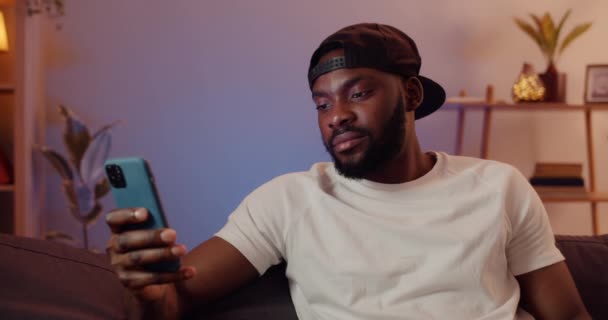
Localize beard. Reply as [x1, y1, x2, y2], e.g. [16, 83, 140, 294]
[323, 98, 406, 180]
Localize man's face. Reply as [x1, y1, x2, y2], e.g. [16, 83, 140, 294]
[311, 51, 407, 179]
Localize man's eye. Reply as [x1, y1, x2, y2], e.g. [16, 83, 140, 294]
[316, 104, 330, 111]
[351, 90, 370, 100]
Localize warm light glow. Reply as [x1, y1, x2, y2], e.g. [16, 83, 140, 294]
[0, 11, 8, 52]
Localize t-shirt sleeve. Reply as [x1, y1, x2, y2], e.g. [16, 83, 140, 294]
[505, 168, 565, 276]
[215, 181, 287, 276]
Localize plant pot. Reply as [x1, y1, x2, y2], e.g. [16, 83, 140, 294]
[539, 64, 567, 103]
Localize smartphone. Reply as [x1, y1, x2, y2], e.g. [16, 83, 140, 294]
[104, 157, 180, 273]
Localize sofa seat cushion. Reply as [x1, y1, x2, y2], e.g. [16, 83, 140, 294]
[0, 233, 131, 320]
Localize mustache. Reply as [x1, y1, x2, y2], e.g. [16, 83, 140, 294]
[328, 126, 371, 146]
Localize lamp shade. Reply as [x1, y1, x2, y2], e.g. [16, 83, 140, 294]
[0, 11, 8, 52]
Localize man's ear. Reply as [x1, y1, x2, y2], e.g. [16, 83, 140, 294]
[402, 77, 424, 112]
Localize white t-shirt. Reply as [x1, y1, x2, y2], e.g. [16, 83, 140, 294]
[216, 152, 564, 320]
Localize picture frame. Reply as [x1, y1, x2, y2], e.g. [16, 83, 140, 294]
[584, 64, 608, 103]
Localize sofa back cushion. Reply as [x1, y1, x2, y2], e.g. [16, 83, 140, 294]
[194, 263, 297, 320]
[556, 234, 608, 320]
[0, 233, 132, 320]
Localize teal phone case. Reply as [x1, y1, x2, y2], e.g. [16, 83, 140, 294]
[104, 157, 180, 272]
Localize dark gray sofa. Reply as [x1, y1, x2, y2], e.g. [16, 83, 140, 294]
[0, 233, 606, 319]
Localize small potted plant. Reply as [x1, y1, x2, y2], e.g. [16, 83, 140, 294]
[37, 105, 119, 250]
[514, 10, 592, 102]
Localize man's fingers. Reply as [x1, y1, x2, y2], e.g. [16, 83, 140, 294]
[105, 208, 148, 233]
[111, 228, 177, 253]
[117, 267, 196, 289]
[112, 245, 187, 268]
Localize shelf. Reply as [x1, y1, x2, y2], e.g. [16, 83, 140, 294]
[539, 192, 608, 203]
[443, 102, 608, 111]
[0, 184, 15, 192]
[0, 84, 16, 93]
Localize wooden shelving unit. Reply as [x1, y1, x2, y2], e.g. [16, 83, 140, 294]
[0, 84, 15, 92]
[538, 192, 608, 203]
[443, 102, 608, 235]
[0, 13, 17, 231]
[1, 1, 43, 237]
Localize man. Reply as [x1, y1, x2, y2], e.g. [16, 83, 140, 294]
[106, 23, 590, 319]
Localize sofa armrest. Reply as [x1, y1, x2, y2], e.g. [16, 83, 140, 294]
[0, 233, 134, 320]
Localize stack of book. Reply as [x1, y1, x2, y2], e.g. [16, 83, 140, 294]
[529, 162, 586, 194]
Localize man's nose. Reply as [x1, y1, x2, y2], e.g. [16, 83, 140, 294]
[329, 102, 355, 129]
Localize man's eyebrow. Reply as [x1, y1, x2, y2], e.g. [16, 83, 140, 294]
[311, 75, 372, 98]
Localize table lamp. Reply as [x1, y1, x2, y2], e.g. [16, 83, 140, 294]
[0, 11, 8, 52]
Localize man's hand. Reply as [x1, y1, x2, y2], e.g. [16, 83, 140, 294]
[106, 207, 260, 318]
[105, 208, 196, 303]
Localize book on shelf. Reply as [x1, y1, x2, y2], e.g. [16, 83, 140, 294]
[529, 176, 585, 186]
[533, 162, 583, 178]
[533, 186, 588, 195]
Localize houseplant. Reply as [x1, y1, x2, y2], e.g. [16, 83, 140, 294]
[38, 105, 119, 249]
[514, 10, 592, 102]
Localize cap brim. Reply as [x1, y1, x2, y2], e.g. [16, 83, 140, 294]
[415, 76, 446, 120]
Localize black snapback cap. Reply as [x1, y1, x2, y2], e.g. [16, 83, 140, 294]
[308, 23, 446, 120]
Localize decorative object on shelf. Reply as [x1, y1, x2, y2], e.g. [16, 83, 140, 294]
[0, 148, 12, 184]
[584, 64, 608, 103]
[37, 105, 119, 250]
[26, 0, 64, 17]
[26, 0, 64, 29]
[0, 11, 8, 52]
[514, 9, 593, 102]
[512, 63, 545, 102]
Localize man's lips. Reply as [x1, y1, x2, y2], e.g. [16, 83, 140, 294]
[332, 131, 367, 153]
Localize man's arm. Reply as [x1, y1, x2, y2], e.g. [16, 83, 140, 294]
[174, 236, 260, 316]
[516, 261, 590, 320]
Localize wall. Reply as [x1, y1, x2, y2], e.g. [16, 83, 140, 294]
[40, 0, 608, 250]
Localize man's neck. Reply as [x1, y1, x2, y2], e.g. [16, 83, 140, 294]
[363, 142, 436, 184]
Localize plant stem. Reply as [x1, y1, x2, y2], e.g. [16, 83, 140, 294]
[82, 223, 89, 249]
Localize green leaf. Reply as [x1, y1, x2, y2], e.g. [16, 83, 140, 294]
[83, 203, 103, 227]
[61, 180, 78, 206]
[514, 18, 543, 48]
[61, 180, 83, 222]
[61, 180, 95, 224]
[541, 13, 557, 59]
[91, 120, 121, 140]
[529, 14, 546, 50]
[81, 129, 112, 190]
[554, 9, 572, 44]
[558, 22, 592, 55]
[95, 178, 110, 199]
[38, 145, 74, 180]
[59, 105, 91, 172]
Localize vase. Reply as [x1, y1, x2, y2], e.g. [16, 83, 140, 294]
[539, 62, 567, 102]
